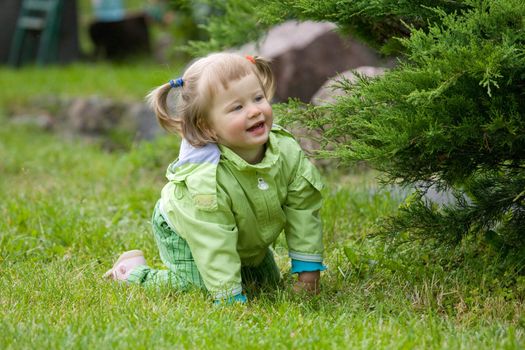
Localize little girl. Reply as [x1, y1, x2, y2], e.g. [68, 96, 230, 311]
[104, 52, 326, 303]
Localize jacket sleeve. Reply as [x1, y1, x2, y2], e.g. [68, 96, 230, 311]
[283, 150, 325, 263]
[160, 183, 243, 300]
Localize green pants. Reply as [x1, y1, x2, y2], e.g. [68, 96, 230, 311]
[127, 202, 281, 293]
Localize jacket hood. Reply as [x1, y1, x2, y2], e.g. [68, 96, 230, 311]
[166, 140, 221, 182]
[165, 140, 221, 210]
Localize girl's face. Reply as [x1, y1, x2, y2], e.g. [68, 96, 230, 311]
[208, 73, 273, 163]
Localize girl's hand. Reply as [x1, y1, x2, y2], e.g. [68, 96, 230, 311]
[293, 270, 321, 294]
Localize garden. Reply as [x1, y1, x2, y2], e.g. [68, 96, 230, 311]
[1, 1, 524, 349]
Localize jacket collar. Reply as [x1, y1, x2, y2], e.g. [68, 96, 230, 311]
[165, 131, 280, 211]
[219, 132, 279, 172]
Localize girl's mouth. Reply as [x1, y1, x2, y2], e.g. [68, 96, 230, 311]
[247, 122, 265, 132]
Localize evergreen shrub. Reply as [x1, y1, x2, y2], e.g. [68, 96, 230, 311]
[185, 0, 525, 248]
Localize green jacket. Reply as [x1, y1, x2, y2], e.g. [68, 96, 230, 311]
[158, 125, 324, 299]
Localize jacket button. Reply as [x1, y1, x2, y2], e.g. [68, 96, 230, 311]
[257, 178, 269, 190]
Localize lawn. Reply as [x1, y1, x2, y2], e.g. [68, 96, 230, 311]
[0, 63, 524, 349]
[0, 61, 180, 109]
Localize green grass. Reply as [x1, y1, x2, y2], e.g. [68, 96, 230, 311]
[1, 121, 524, 349]
[0, 62, 184, 110]
[1, 23, 523, 347]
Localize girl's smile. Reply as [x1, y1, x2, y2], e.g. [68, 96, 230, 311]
[247, 121, 266, 135]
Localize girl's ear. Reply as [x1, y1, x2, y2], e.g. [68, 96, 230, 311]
[197, 117, 218, 141]
[206, 126, 218, 140]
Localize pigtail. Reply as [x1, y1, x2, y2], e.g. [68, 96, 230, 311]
[252, 56, 276, 101]
[146, 83, 183, 135]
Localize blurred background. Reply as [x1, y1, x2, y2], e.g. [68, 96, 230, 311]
[1, 0, 208, 65]
[0, 0, 389, 151]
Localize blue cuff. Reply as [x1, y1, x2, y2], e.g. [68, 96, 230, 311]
[213, 293, 247, 305]
[291, 259, 327, 274]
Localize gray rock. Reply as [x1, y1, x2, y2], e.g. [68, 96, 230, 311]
[311, 66, 387, 105]
[239, 21, 387, 102]
[65, 96, 126, 135]
[8, 95, 165, 151]
[286, 67, 387, 164]
[124, 102, 163, 140]
[379, 182, 470, 207]
[10, 114, 54, 130]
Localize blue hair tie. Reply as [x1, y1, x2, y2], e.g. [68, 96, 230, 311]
[169, 78, 184, 88]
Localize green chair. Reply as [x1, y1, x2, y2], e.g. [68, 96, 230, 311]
[8, 0, 64, 67]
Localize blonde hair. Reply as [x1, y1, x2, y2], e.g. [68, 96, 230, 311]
[147, 53, 275, 146]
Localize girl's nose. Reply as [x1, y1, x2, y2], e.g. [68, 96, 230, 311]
[247, 103, 261, 118]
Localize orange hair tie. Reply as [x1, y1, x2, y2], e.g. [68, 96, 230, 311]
[245, 55, 256, 64]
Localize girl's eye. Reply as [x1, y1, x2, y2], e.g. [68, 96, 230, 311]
[254, 95, 264, 102]
[231, 105, 243, 112]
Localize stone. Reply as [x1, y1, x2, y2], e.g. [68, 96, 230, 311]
[239, 21, 389, 102]
[287, 67, 386, 166]
[8, 95, 165, 151]
[55, 96, 163, 140]
[10, 114, 54, 130]
[311, 66, 387, 105]
[124, 102, 163, 140]
[64, 96, 126, 135]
